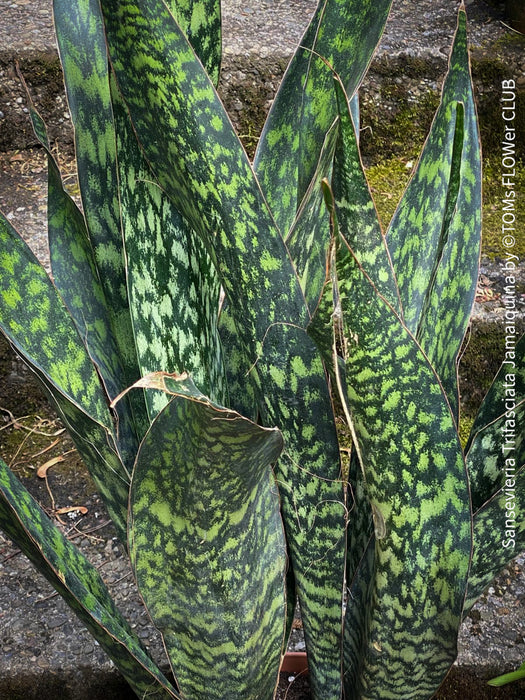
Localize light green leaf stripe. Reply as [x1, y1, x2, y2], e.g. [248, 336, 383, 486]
[254, 0, 392, 237]
[111, 73, 226, 419]
[53, 0, 142, 395]
[464, 463, 525, 614]
[22, 86, 123, 402]
[129, 378, 286, 700]
[0, 213, 111, 429]
[0, 216, 130, 540]
[0, 458, 179, 700]
[163, 0, 222, 87]
[258, 323, 346, 700]
[333, 232, 471, 698]
[387, 10, 481, 420]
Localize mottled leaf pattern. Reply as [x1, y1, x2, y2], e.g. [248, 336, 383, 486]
[332, 225, 471, 698]
[20, 87, 141, 469]
[466, 401, 525, 513]
[100, 0, 308, 372]
[466, 332, 525, 447]
[164, 0, 222, 86]
[53, 0, 141, 394]
[110, 73, 226, 418]
[254, 0, 392, 236]
[0, 2, 504, 698]
[129, 377, 286, 699]
[387, 10, 481, 421]
[0, 458, 179, 700]
[0, 213, 111, 428]
[285, 121, 338, 314]
[331, 79, 400, 313]
[258, 324, 346, 700]
[465, 333, 524, 511]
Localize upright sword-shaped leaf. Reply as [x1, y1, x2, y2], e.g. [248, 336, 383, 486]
[323, 182, 471, 698]
[254, 0, 392, 237]
[387, 10, 482, 421]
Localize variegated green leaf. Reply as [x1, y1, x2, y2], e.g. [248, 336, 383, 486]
[100, 17, 350, 697]
[0, 458, 179, 700]
[331, 79, 400, 314]
[342, 418, 374, 690]
[467, 332, 525, 447]
[217, 304, 257, 418]
[258, 323, 346, 700]
[100, 0, 308, 377]
[21, 81, 121, 400]
[328, 206, 471, 697]
[128, 375, 286, 700]
[110, 72, 226, 419]
[466, 400, 525, 513]
[464, 463, 525, 613]
[307, 79, 398, 371]
[0, 213, 111, 428]
[254, 0, 392, 237]
[53, 0, 143, 400]
[0, 214, 130, 538]
[18, 82, 141, 469]
[387, 10, 481, 420]
[163, 0, 222, 87]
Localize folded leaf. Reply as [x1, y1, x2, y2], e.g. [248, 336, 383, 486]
[331, 79, 400, 314]
[285, 121, 338, 314]
[129, 375, 286, 700]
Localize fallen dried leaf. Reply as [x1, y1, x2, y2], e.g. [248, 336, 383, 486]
[37, 455, 65, 478]
[55, 506, 88, 516]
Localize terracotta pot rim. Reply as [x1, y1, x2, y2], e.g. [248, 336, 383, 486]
[281, 651, 308, 674]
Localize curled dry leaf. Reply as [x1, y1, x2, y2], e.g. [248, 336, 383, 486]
[37, 455, 65, 478]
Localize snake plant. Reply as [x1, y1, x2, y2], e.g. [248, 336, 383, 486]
[0, 1, 523, 698]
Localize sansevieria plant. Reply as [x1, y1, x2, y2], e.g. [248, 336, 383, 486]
[0, 1, 523, 698]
